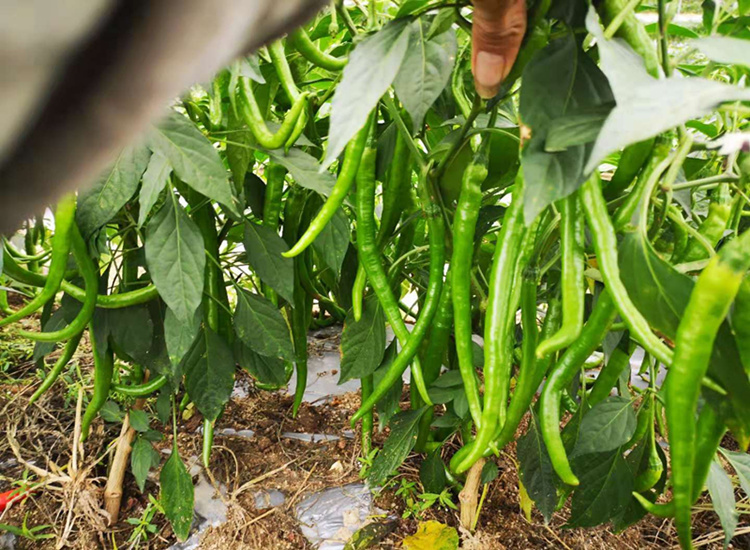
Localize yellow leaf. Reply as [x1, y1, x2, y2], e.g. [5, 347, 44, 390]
[402, 521, 459, 550]
[519, 478, 533, 522]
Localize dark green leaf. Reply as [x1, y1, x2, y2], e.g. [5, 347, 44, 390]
[420, 450, 446, 494]
[129, 409, 150, 433]
[160, 445, 194, 541]
[145, 198, 205, 324]
[225, 106, 254, 190]
[312, 208, 350, 276]
[243, 221, 294, 304]
[32, 308, 67, 362]
[369, 407, 427, 486]
[182, 328, 235, 422]
[164, 306, 201, 367]
[131, 436, 159, 492]
[138, 153, 172, 228]
[373, 340, 402, 431]
[77, 145, 151, 239]
[106, 305, 155, 365]
[573, 397, 637, 457]
[324, 20, 412, 169]
[568, 451, 633, 528]
[233, 289, 294, 361]
[517, 411, 559, 523]
[393, 23, 457, 131]
[339, 300, 386, 383]
[100, 400, 124, 423]
[707, 459, 738, 547]
[147, 111, 240, 217]
[234, 341, 288, 387]
[544, 107, 611, 152]
[480, 461, 499, 485]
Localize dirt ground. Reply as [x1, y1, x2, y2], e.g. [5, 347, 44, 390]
[0, 318, 748, 549]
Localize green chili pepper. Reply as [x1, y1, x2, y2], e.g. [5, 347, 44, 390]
[452, 142, 489, 428]
[0, 194, 76, 328]
[284, 121, 370, 259]
[360, 374, 374, 454]
[18, 225, 97, 343]
[289, 28, 347, 71]
[536, 193, 584, 358]
[581, 174, 673, 367]
[450, 178, 526, 475]
[351, 132, 436, 423]
[587, 347, 633, 407]
[633, 395, 663, 493]
[665, 228, 750, 549]
[28, 332, 83, 405]
[676, 184, 732, 264]
[81, 324, 115, 441]
[267, 40, 307, 150]
[238, 77, 309, 150]
[538, 290, 618, 485]
[263, 162, 287, 230]
[605, 139, 655, 200]
[112, 375, 168, 397]
[351, 264, 367, 322]
[731, 277, 750, 372]
[598, 0, 661, 78]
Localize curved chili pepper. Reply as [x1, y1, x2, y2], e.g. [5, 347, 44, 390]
[0, 194, 76, 328]
[267, 40, 307, 150]
[289, 28, 347, 71]
[536, 193, 584, 358]
[581, 174, 673, 367]
[538, 290, 618, 485]
[605, 139, 655, 200]
[284, 119, 371, 258]
[28, 332, 83, 405]
[81, 324, 115, 441]
[665, 228, 750, 549]
[587, 347, 633, 407]
[113, 375, 168, 397]
[238, 77, 309, 150]
[450, 177, 527, 475]
[18, 225, 97, 343]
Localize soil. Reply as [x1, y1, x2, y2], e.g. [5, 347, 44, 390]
[0, 321, 748, 549]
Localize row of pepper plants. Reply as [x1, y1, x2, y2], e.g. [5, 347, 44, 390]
[1, 0, 750, 547]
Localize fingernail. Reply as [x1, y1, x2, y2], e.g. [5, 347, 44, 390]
[475, 51, 505, 98]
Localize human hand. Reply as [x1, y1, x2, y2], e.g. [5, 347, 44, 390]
[471, 0, 527, 98]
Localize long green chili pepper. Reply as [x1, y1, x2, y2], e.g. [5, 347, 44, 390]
[360, 375, 374, 454]
[598, 0, 661, 78]
[732, 277, 750, 371]
[284, 121, 371, 258]
[0, 287, 11, 316]
[536, 193, 584, 358]
[633, 395, 663, 493]
[587, 347, 633, 407]
[202, 418, 214, 468]
[292, 228, 314, 417]
[81, 325, 115, 441]
[538, 290, 618, 485]
[452, 142, 489, 428]
[450, 178, 526, 475]
[676, 184, 732, 264]
[581, 174, 673, 367]
[352, 265, 367, 322]
[665, 229, 750, 549]
[351, 137, 436, 423]
[605, 139, 655, 200]
[263, 162, 287, 230]
[4, 240, 51, 263]
[238, 77, 309, 150]
[267, 40, 307, 149]
[28, 332, 83, 405]
[0, 194, 76, 328]
[18, 225, 97, 342]
[289, 28, 347, 71]
[112, 375, 168, 397]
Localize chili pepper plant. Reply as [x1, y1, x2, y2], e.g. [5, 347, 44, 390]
[2, 1, 750, 547]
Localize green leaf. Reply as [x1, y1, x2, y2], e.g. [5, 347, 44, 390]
[77, 145, 151, 239]
[420, 449, 446, 494]
[32, 308, 68, 362]
[312, 207, 350, 276]
[393, 23, 457, 132]
[568, 451, 634, 528]
[233, 289, 294, 361]
[619, 231, 750, 440]
[243, 221, 294, 304]
[105, 305, 155, 365]
[585, 13, 750, 172]
[480, 461, 499, 485]
[720, 448, 750, 497]
[147, 111, 239, 217]
[519, 33, 613, 223]
[131, 436, 159, 492]
[373, 340, 402, 431]
[544, 107, 611, 152]
[707, 459, 738, 547]
[100, 400, 124, 423]
[339, 300, 386, 383]
[572, 397, 637, 457]
[160, 445, 194, 541]
[164, 306, 201, 368]
[138, 153, 172, 228]
[369, 407, 428, 486]
[344, 522, 397, 550]
[225, 106, 254, 190]
[517, 411, 558, 523]
[694, 36, 750, 68]
[234, 341, 288, 387]
[323, 20, 412, 169]
[266, 148, 337, 199]
[129, 409, 150, 433]
[395, 0, 428, 18]
[182, 327, 235, 422]
[145, 198, 205, 324]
